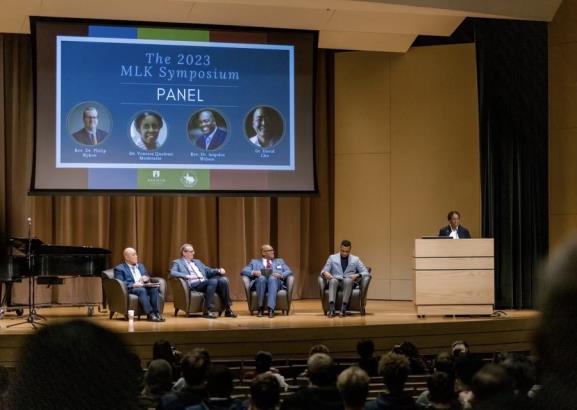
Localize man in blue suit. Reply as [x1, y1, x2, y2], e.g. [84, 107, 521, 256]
[114, 247, 163, 322]
[241, 244, 292, 318]
[170, 243, 236, 319]
[321, 240, 370, 318]
[438, 210, 471, 239]
[193, 110, 226, 151]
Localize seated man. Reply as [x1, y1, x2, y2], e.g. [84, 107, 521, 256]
[170, 243, 236, 319]
[114, 247, 163, 322]
[241, 244, 292, 318]
[321, 239, 369, 317]
[438, 210, 471, 239]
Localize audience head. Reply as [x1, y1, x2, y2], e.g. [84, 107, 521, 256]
[307, 353, 337, 387]
[250, 373, 280, 410]
[451, 340, 470, 357]
[454, 354, 484, 390]
[255, 351, 273, 374]
[356, 339, 375, 359]
[206, 365, 234, 399]
[337, 366, 370, 409]
[471, 363, 515, 408]
[427, 372, 455, 405]
[533, 236, 577, 408]
[153, 340, 177, 364]
[501, 353, 536, 396]
[378, 352, 410, 395]
[8, 320, 141, 410]
[181, 348, 210, 387]
[433, 351, 454, 377]
[144, 359, 173, 394]
[308, 344, 330, 356]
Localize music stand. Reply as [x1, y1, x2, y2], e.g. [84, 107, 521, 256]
[8, 219, 46, 328]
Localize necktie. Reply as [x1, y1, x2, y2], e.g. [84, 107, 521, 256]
[91, 132, 97, 145]
[266, 259, 272, 269]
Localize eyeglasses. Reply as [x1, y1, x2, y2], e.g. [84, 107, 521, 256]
[183, 249, 194, 253]
[263, 249, 274, 252]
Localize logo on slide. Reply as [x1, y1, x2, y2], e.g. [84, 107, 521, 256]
[152, 170, 160, 178]
[180, 171, 198, 188]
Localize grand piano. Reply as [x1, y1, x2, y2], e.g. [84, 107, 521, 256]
[1, 237, 111, 316]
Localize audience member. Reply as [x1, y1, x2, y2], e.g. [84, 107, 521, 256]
[416, 372, 460, 410]
[396, 342, 430, 374]
[188, 365, 244, 410]
[357, 339, 379, 377]
[249, 373, 280, 410]
[309, 344, 330, 356]
[246, 351, 288, 391]
[158, 349, 209, 409]
[470, 363, 517, 410]
[153, 340, 182, 381]
[415, 352, 455, 408]
[139, 359, 173, 409]
[366, 352, 416, 410]
[281, 353, 343, 410]
[532, 236, 577, 409]
[453, 354, 483, 409]
[337, 366, 370, 410]
[7, 320, 142, 410]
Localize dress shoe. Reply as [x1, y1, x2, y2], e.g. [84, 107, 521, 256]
[257, 308, 264, 317]
[268, 309, 275, 318]
[339, 310, 347, 318]
[156, 314, 166, 322]
[147, 313, 161, 322]
[327, 309, 335, 318]
[202, 311, 218, 319]
[224, 309, 238, 318]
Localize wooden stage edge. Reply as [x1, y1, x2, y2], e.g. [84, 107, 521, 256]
[0, 300, 540, 367]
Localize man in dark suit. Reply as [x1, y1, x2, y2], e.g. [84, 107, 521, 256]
[170, 243, 236, 319]
[438, 210, 471, 239]
[241, 244, 292, 318]
[72, 107, 108, 145]
[114, 247, 163, 322]
[193, 110, 226, 150]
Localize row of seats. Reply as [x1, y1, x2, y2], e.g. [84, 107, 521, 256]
[101, 269, 372, 319]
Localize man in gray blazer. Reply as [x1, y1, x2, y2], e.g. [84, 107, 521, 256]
[321, 240, 369, 317]
[170, 243, 236, 319]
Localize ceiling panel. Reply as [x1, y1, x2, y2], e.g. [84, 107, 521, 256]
[320, 30, 416, 52]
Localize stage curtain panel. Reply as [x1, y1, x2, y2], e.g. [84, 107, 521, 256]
[475, 20, 548, 309]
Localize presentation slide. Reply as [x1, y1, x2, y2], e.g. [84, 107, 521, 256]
[32, 19, 317, 193]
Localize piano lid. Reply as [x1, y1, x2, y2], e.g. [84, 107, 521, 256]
[9, 238, 111, 255]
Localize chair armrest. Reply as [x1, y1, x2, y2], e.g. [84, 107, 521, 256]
[150, 276, 167, 296]
[102, 276, 129, 314]
[317, 276, 326, 299]
[241, 275, 251, 300]
[169, 277, 190, 310]
[285, 275, 294, 297]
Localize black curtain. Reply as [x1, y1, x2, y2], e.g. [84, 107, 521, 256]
[475, 19, 548, 309]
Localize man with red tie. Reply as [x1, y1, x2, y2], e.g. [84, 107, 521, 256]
[114, 247, 163, 322]
[241, 244, 292, 318]
[170, 243, 236, 319]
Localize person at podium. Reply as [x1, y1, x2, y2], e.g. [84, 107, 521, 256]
[438, 211, 471, 239]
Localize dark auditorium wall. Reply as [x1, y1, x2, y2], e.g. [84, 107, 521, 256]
[0, 34, 334, 300]
[334, 44, 481, 300]
[549, 0, 577, 251]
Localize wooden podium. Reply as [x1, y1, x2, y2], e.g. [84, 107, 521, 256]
[413, 238, 494, 316]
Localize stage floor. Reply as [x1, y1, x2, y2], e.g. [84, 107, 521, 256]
[0, 300, 539, 366]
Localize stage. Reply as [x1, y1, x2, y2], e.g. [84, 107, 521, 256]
[0, 300, 539, 367]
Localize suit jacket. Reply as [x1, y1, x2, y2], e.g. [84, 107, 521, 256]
[113, 262, 150, 289]
[320, 253, 369, 279]
[169, 258, 222, 281]
[241, 258, 292, 287]
[72, 128, 108, 145]
[438, 225, 471, 239]
[195, 128, 226, 150]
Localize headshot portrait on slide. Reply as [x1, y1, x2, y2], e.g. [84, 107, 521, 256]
[188, 109, 228, 151]
[130, 111, 167, 151]
[68, 104, 111, 146]
[245, 106, 284, 149]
